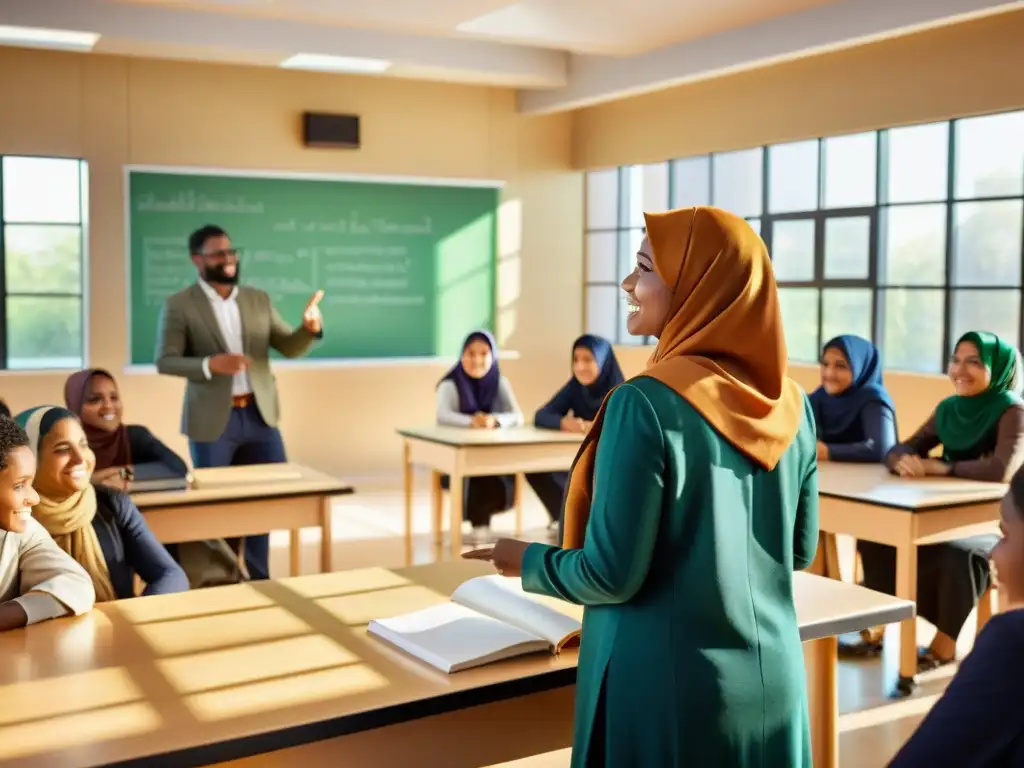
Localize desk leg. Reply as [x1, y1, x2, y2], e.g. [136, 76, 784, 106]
[806, 533, 840, 580]
[320, 496, 334, 573]
[289, 530, 301, 576]
[403, 441, 414, 567]
[431, 471, 444, 550]
[804, 635, 838, 768]
[514, 473, 524, 537]
[449, 470, 464, 559]
[895, 542, 919, 691]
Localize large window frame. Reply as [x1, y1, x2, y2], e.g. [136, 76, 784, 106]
[584, 109, 1024, 374]
[0, 155, 89, 371]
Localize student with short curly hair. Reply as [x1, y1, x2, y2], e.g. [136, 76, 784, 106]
[0, 415, 95, 632]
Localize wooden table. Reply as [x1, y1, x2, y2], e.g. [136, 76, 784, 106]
[397, 427, 583, 563]
[815, 463, 1005, 689]
[0, 561, 911, 768]
[132, 463, 354, 576]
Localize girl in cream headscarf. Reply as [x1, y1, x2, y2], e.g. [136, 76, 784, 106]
[467, 207, 816, 767]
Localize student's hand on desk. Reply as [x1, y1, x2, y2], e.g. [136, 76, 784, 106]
[816, 442, 830, 461]
[93, 466, 131, 491]
[894, 454, 950, 478]
[302, 290, 324, 333]
[471, 412, 497, 429]
[209, 352, 249, 376]
[0, 601, 28, 632]
[560, 410, 586, 433]
[463, 538, 531, 577]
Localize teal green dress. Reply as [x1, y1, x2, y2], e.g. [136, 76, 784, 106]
[521, 377, 819, 767]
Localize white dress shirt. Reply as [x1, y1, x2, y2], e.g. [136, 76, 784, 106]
[197, 279, 252, 396]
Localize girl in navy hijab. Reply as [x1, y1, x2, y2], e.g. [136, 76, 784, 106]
[436, 330, 524, 542]
[809, 335, 897, 463]
[529, 335, 625, 532]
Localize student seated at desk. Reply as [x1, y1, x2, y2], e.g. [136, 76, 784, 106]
[860, 331, 1024, 668]
[810, 335, 897, 463]
[14, 407, 188, 602]
[64, 369, 189, 490]
[0, 415, 95, 631]
[888, 464, 1024, 767]
[436, 330, 524, 543]
[529, 334, 624, 532]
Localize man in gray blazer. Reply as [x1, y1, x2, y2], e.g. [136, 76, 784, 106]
[155, 224, 323, 579]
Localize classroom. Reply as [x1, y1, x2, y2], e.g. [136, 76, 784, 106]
[0, 0, 1023, 765]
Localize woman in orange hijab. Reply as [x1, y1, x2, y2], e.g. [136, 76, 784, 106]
[466, 207, 818, 767]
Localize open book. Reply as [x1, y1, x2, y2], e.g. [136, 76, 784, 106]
[368, 575, 582, 674]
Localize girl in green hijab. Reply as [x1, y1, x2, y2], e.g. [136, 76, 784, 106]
[855, 331, 1024, 685]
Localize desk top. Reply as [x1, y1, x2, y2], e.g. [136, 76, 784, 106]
[817, 462, 1006, 510]
[131, 463, 353, 509]
[0, 562, 911, 768]
[398, 425, 584, 448]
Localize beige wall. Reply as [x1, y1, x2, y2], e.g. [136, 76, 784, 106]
[573, 10, 1024, 437]
[0, 49, 583, 479]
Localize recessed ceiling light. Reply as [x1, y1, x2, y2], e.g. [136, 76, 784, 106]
[0, 25, 99, 52]
[280, 54, 391, 74]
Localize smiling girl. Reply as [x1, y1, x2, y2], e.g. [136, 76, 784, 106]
[64, 369, 189, 491]
[14, 407, 188, 602]
[859, 331, 1024, 674]
[0, 415, 94, 631]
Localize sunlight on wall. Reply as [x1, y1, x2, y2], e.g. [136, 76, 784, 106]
[435, 213, 496, 356]
[496, 198, 523, 347]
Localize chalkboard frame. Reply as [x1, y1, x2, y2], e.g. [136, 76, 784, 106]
[122, 165, 506, 372]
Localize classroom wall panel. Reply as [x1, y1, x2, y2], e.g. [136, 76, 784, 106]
[0, 49, 582, 478]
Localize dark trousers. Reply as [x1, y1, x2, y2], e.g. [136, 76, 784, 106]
[189, 401, 288, 581]
[525, 471, 569, 523]
[858, 535, 997, 639]
[440, 474, 515, 527]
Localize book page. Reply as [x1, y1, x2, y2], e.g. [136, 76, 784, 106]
[451, 576, 582, 650]
[368, 603, 549, 674]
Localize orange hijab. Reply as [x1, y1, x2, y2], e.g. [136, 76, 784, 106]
[561, 206, 804, 549]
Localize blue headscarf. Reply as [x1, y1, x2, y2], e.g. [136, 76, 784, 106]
[808, 335, 895, 442]
[439, 330, 501, 415]
[557, 335, 624, 421]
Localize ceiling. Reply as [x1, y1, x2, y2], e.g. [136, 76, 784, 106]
[0, 0, 1021, 112]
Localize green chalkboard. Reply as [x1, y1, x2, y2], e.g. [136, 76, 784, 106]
[127, 168, 499, 365]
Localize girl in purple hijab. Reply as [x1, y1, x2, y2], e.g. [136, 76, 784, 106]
[436, 330, 524, 542]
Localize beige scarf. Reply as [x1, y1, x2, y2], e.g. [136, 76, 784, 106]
[34, 484, 117, 603]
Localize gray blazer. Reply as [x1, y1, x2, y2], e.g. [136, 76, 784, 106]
[155, 284, 318, 442]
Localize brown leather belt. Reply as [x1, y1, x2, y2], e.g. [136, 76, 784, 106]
[232, 394, 253, 408]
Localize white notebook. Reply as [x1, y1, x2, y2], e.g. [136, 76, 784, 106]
[368, 575, 582, 674]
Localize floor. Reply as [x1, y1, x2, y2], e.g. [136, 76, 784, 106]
[265, 479, 974, 768]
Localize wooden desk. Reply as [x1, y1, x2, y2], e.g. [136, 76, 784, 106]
[132, 463, 354, 576]
[816, 463, 1005, 688]
[0, 562, 911, 768]
[397, 427, 583, 563]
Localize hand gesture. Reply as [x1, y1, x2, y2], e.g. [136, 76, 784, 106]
[209, 353, 249, 376]
[463, 538, 531, 577]
[303, 290, 324, 333]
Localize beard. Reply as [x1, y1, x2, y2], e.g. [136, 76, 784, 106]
[202, 262, 239, 285]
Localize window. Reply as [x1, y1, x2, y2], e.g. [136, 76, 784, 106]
[1, 156, 88, 370]
[583, 108, 1024, 373]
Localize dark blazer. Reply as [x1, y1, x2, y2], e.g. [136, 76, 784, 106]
[92, 485, 189, 599]
[155, 284, 319, 442]
[888, 609, 1024, 767]
[126, 424, 189, 480]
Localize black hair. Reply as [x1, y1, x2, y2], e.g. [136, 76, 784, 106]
[0, 399, 9, 419]
[188, 225, 229, 256]
[0, 416, 30, 472]
[1009, 464, 1024, 521]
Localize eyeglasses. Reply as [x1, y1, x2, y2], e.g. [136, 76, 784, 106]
[201, 248, 240, 260]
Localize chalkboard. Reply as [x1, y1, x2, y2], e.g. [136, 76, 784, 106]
[126, 168, 500, 365]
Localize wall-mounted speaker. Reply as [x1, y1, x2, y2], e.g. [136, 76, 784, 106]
[302, 112, 360, 149]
